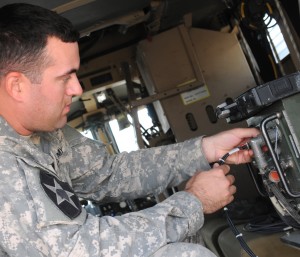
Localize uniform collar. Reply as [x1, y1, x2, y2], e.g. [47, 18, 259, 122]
[0, 116, 60, 169]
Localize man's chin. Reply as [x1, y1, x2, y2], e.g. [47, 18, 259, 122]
[53, 118, 68, 131]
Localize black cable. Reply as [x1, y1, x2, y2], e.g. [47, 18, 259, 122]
[224, 207, 258, 257]
[246, 163, 268, 198]
[218, 144, 249, 165]
[219, 145, 258, 257]
[244, 213, 292, 234]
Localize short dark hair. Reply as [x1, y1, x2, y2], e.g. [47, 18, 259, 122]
[0, 3, 80, 83]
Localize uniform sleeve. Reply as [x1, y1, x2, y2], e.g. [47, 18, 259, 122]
[0, 154, 205, 256]
[62, 125, 211, 202]
[0, 126, 208, 256]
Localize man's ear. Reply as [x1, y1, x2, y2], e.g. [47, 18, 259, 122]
[4, 72, 29, 101]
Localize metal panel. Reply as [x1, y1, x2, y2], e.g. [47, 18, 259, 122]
[137, 26, 257, 142]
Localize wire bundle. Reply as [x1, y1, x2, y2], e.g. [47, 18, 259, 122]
[224, 207, 258, 257]
[244, 213, 292, 234]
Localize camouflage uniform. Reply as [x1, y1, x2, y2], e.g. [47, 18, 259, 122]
[0, 116, 216, 257]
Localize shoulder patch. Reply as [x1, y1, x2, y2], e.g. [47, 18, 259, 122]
[40, 170, 81, 219]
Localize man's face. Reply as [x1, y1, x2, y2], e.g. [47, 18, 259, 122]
[22, 37, 82, 133]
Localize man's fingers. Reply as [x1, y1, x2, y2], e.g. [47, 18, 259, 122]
[220, 164, 230, 175]
[229, 185, 237, 195]
[226, 174, 235, 185]
[234, 128, 260, 138]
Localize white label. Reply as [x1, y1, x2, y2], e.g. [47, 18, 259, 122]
[181, 85, 210, 105]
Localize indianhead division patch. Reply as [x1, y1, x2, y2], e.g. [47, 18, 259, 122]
[40, 170, 82, 219]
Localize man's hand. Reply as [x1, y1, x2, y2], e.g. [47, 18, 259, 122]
[202, 128, 260, 164]
[185, 165, 235, 214]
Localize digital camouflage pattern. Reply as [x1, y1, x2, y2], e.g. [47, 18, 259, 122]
[0, 116, 216, 257]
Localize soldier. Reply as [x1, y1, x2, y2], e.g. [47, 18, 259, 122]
[0, 3, 259, 257]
